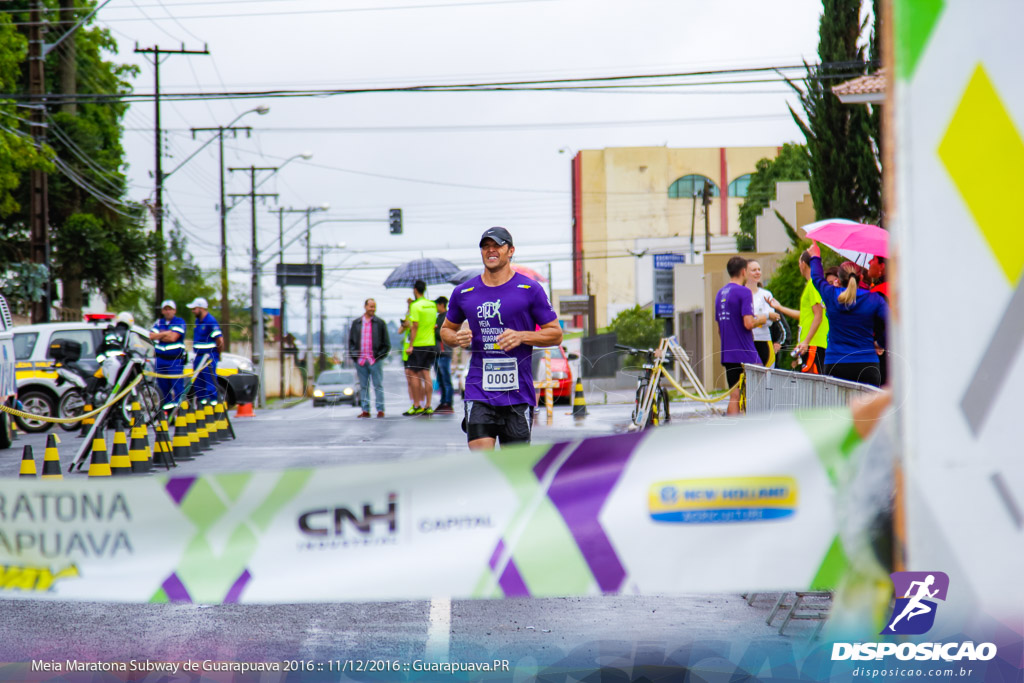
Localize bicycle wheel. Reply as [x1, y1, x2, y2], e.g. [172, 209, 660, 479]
[632, 383, 646, 426]
[57, 389, 87, 432]
[659, 387, 671, 424]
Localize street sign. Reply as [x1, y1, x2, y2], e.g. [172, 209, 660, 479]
[276, 263, 322, 288]
[653, 253, 685, 318]
[559, 294, 591, 316]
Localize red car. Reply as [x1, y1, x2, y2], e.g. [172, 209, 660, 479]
[532, 346, 574, 404]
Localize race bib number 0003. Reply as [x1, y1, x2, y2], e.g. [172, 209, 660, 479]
[482, 358, 519, 392]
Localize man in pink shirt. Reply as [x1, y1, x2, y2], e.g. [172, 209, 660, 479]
[347, 298, 391, 418]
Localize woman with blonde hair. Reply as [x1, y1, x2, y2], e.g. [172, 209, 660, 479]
[808, 243, 888, 387]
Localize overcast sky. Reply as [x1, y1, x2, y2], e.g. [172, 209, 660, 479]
[95, 0, 828, 329]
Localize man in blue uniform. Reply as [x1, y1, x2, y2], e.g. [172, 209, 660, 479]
[186, 297, 223, 405]
[149, 300, 187, 410]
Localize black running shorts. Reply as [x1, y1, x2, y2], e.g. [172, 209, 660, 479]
[407, 347, 437, 371]
[462, 401, 533, 445]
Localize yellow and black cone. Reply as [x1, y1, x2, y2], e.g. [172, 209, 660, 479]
[87, 435, 111, 477]
[129, 409, 152, 473]
[160, 419, 178, 467]
[205, 402, 220, 444]
[110, 429, 132, 476]
[19, 445, 37, 478]
[215, 401, 231, 439]
[173, 410, 194, 462]
[195, 402, 211, 451]
[152, 420, 175, 469]
[184, 401, 201, 457]
[79, 403, 95, 438]
[571, 378, 588, 418]
[41, 433, 62, 480]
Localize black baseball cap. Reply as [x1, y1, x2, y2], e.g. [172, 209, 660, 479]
[479, 226, 513, 247]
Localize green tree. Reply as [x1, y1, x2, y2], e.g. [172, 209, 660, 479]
[736, 143, 811, 251]
[765, 241, 846, 325]
[787, 0, 881, 223]
[609, 305, 664, 369]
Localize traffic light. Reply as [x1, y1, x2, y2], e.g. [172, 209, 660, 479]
[701, 182, 713, 207]
[389, 208, 402, 235]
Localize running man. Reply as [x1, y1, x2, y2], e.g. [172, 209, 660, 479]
[440, 227, 562, 450]
[888, 574, 939, 632]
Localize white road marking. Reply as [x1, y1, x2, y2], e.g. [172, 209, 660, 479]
[425, 597, 451, 661]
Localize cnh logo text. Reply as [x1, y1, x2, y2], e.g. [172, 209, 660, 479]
[831, 572, 997, 662]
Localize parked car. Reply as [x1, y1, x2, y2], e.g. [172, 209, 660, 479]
[532, 345, 574, 404]
[12, 318, 259, 433]
[0, 295, 17, 449]
[312, 368, 360, 407]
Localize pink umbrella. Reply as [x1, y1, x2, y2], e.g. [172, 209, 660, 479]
[511, 264, 547, 282]
[803, 219, 889, 261]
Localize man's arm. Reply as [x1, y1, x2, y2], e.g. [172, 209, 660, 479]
[743, 314, 766, 331]
[798, 303, 824, 352]
[215, 336, 224, 353]
[440, 318, 470, 348]
[496, 320, 562, 352]
[770, 298, 800, 320]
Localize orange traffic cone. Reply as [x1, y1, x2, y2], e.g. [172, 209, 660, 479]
[235, 402, 254, 417]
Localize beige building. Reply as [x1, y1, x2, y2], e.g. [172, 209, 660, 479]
[571, 146, 780, 328]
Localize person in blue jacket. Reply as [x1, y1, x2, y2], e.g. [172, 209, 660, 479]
[808, 242, 888, 387]
[186, 297, 223, 405]
[149, 300, 187, 410]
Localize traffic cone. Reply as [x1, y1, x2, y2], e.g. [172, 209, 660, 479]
[571, 378, 588, 418]
[79, 403, 94, 438]
[109, 429, 132, 476]
[129, 409, 152, 473]
[194, 401, 211, 452]
[152, 420, 176, 469]
[41, 434, 62, 480]
[172, 410, 194, 462]
[216, 401, 232, 439]
[19, 445, 37, 478]
[235, 402, 255, 417]
[205, 402, 220, 444]
[87, 435, 111, 477]
[185, 401, 201, 457]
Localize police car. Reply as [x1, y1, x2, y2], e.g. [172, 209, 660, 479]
[0, 295, 17, 449]
[13, 314, 259, 433]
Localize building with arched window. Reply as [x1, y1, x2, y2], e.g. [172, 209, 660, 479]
[570, 146, 779, 328]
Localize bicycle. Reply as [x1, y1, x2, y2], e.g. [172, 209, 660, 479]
[616, 343, 673, 430]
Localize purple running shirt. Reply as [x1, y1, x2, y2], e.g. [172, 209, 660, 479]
[715, 282, 760, 364]
[446, 273, 558, 406]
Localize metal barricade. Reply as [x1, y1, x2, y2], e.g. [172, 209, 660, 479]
[743, 364, 880, 414]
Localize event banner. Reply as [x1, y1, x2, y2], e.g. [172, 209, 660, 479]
[0, 411, 860, 604]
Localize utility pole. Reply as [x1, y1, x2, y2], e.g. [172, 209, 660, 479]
[135, 43, 209, 316]
[28, 0, 49, 323]
[318, 246, 326, 374]
[228, 166, 277, 408]
[272, 207, 286, 400]
[191, 124, 252, 351]
[702, 182, 713, 253]
[690, 189, 698, 261]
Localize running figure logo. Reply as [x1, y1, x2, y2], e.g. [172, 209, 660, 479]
[477, 300, 503, 326]
[881, 571, 950, 635]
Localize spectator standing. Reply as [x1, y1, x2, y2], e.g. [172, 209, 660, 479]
[868, 255, 889, 385]
[715, 256, 764, 415]
[440, 227, 561, 450]
[745, 259, 782, 366]
[433, 296, 455, 414]
[808, 242, 888, 386]
[347, 298, 391, 418]
[405, 280, 437, 415]
[186, 297, 223, 405]
[149, 300, 187, 410]
[770, 251, 830, 374]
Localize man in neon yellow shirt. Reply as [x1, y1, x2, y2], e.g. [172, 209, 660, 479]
[404, 279, 438, 415]
[770, 250, 829, 373]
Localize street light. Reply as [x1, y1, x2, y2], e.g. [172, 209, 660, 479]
[313, 243, 350, 374]
[186, 104, 270, 350]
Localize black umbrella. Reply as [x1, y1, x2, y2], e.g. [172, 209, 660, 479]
[448, 269, 483, 285]
[383, 258, 461, 289]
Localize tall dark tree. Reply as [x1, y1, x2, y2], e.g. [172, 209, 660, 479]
[0, 1, 156, 314]
[788, 0, 881, 223]
[736, 143, 812, 251]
